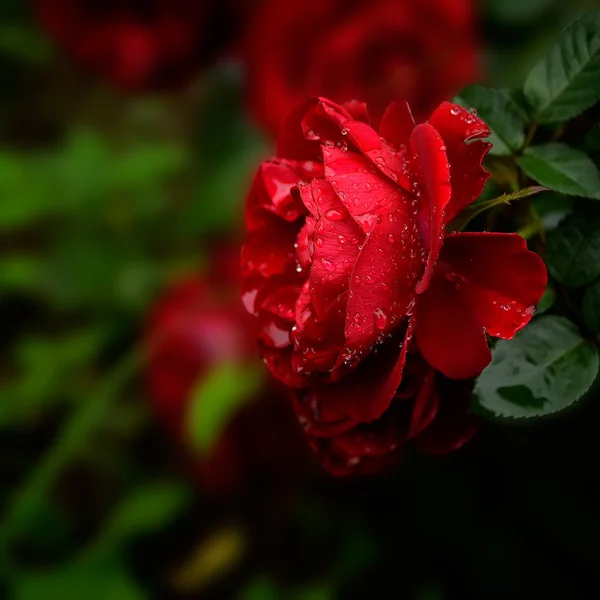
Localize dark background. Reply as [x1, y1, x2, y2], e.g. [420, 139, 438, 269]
[1, 1, 599, 598]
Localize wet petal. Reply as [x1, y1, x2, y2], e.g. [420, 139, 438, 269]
[345, 216, 421, 351]
[310, 317, 414, 424]
[410, 123, 451, 294]
[246, 159, 314, 230]
[277, 96, 353, 161]
[342, 100, 371, 124]
[440, 232, 547, 339]
[427, 102, 491, 223]
[304, 180, 364, 319]
[241, 212, 300, 279]
[415, 270, 492, 380]
[379, 101, 416, 150]
[322, 145, 412, 234]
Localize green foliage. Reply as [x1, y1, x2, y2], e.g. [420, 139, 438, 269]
[475, 316, 599, 418]
[186, 362, 265, 455]
[516, 143, 600, 199]
[524, 11, 600, 123]
[546, 205, 600, 287]
[582, 280, 600, 332]
[455, 85, 527, 155]
[537, 285, 557, 315]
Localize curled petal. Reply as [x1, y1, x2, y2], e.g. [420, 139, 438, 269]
[415, 270, 492, 380]
[246, 159, 316, 230]
[427, 102, 491, 223]
[322, 145, 412, 233]
[379, 101, 416, 150]
[310, 316, 414, 424]
[304, 180, 364, 319]
[415, 232, 547, 379]
[345, 216, 420, 351]
[241, 213, 300, 279]
[440, 232, 547, 338]
[278, 96, 354, 161]
[342, 100, 371, 124]
[415, 377, 479, 455]
[410, 122, 451, 294]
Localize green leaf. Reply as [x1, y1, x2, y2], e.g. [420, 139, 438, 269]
[516, 143, 600, 199]
[475, 316, 599, 418]
[536, 285, 556, 315]
[582, 280, 600, 332]
[546, 205, 600, 287]
[455, 85, 526, 155]
[12, 556, 145, 600]
[186, 362, 264, 455]
[94, 483, 191, 553]
[239, 577, 280, 600]
[523, 11, 600, 123]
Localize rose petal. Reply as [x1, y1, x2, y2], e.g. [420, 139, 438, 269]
[406, 367, 438, 439]
[302, 180, 364, 319]
[319, 102, 413, 192]
[427, 101, 491, 223]
[379, 101, 416, 150]
[292, 287, 347, 374]
[322, 145, 412, 234]
[310, 316, 414, 424]
[278, 96, 353, 161]
[415, 269, 492, 380]
[440, 232, 547, 339]
[241, 213, 300, 279]
[344, 217, 420, 351]
[342, 100, 371, 124]
[247, 159, 319, 231]
[415, 232, 546, 379]
[410, 122, 452, 294]
[415, 377, 479, 455]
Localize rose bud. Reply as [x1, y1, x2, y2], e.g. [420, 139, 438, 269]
[145, 271, 309, 495]
[242, 0, 480, 135]
[34, 0, 222, 91]
[293, 354, 478, 475]
[241, 96, 547, 454]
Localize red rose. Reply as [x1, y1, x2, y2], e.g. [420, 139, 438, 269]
[242, 0, 479, 135]
[146, 268, 311, 495]
[241, 97, 547, 435]
[294, 355, 478, 475]
[34, 0, 218, 90]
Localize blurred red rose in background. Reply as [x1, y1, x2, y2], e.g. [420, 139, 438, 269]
[242, 0, 480, 135]
[145, 249, 311, 494]
[241, 96, 547, 457]
[34, 0, 224, 90]
[294, 354, 479, 475]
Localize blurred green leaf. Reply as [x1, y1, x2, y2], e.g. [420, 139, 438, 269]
[517, 143, 600, 199]
[485, 0, 557, 23]
[94, 483, 192, 553]
[184, 66, 269, 233]
[0, 329, 106, 427]
[523, 11, 600, 123]
[0, 255, 42, 290]
[239, 577, 279, 600]
[186, 362, 264, 455]
[475, 316, 599, 418]
[0, 152, 49, 228]
[582, 279, 600, 332]
[547, 205, 600, 287]
[12, 556, 145, 600]
[455, 85, 526, 155]
[536, 285, 557, 315]
[0, 24, 53, 63]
